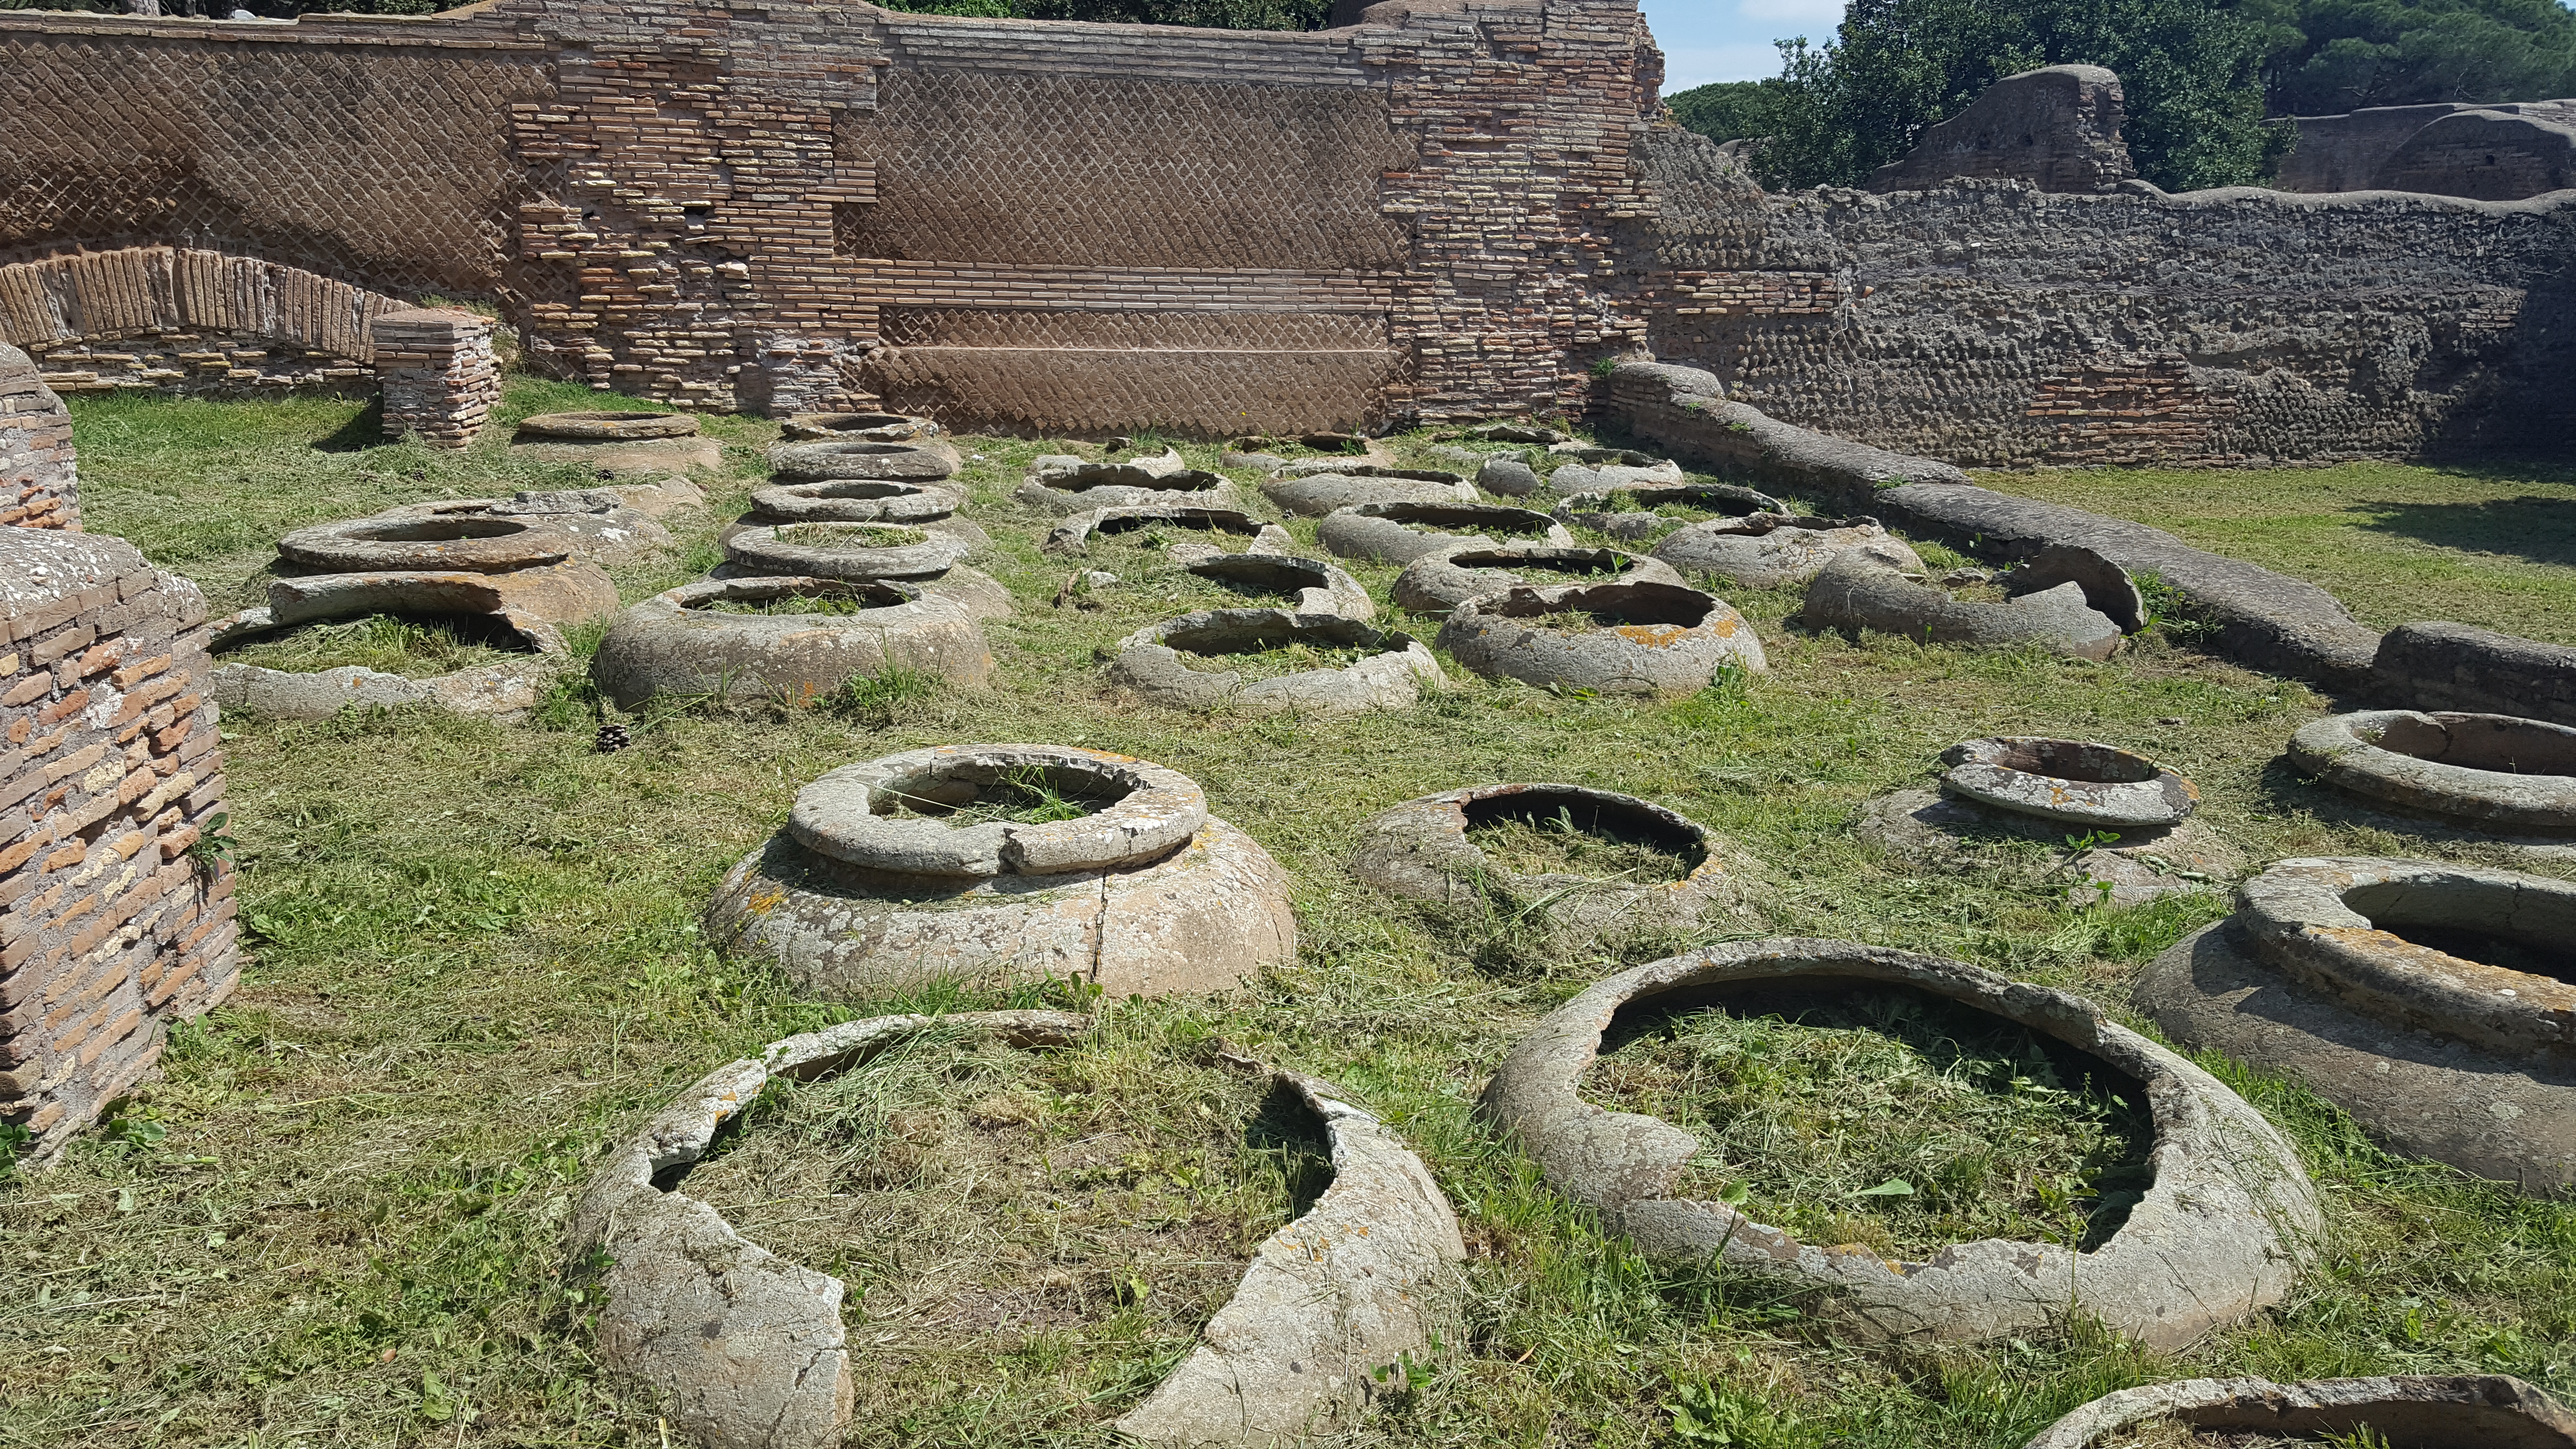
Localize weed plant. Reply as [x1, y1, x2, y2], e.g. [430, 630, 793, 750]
[694, 590, 886, 617]
[6, 383, 2573, 1448]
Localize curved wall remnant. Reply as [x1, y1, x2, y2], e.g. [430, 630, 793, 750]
[0, 247, 409, 396]
[2277, 98, 2576, 197]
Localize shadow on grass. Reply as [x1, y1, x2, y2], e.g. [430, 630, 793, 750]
[312, 397, 387, 453]
[2356, 493, 2576, 569]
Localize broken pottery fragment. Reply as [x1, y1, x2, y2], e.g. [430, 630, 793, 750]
[706, 744, 1294, 999]
[2138, 856, 2576, 1193]
[1316, 501, 1570, 565]
[1174, 552, 1374, 620]
[575, 1011, 1092, 1449]
[1554, 482, 1784, 543]
[1109, 609, 1440, 717]
[767, 437, 961, 483]
[1044, 504, 1294, 557]
[1261, 466, 1476, 517]
[1393, 544, 1684, 614]
[1351, 782, 1755, 939]
[1437, 580, 1765, 694]
[1654, 512, 1922, 588]
[1115, 1048, 1467, 1448]
[1482, 939, 2319, 1348]
[1802, 550, 2122, 660]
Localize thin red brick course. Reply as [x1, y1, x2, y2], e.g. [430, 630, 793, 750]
[0, 528, 234, 1161]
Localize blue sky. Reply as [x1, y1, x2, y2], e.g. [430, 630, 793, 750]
[1644, 0, 1846, 92]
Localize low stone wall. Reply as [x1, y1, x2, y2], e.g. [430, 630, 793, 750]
[1600, 360, 1967, 506]
[2372, 621, 2576, 727]
[26, 331, 378, 400]
[373, 309, 499, 450]
[1, 528, 236, 1158]
[1, 342, 76, 530]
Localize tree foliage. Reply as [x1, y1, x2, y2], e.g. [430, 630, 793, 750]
[1682, 0, 2287, 193]
[1666, 79, 1793, 144]
[2249, 0, 2576, 114]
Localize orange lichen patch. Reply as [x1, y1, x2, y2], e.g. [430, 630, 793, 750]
[1614, 624, 1689, 647]
[748, 887, 788, 914]
[1709, 614, 1741, 637]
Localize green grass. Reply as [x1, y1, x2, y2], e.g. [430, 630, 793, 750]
[218, 613, 524, 679]
[770, 522, 927, 549]
[1176, 638, 1384, 678]
[4, 382, 2574, 1448]
[1466, 806, 1696, 885]
[1586, 992, 2152, 1258]
[1982, 461, 2576, 644]
[682, 1011, 1325, 1440]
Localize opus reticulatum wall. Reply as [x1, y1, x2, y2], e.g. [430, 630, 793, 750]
[2, 0, 2573, 461]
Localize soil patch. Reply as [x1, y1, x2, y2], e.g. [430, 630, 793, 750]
[1585, 987, 2154, 1259]
[679, 1024, 1329, 1434]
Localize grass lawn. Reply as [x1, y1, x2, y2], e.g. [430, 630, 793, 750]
[1980, 460, 2576, 644]
[3, 384, 2572, 1448]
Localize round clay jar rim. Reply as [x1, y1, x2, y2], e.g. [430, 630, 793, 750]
[1453, 578, 1719, 628]
[1478, 937, 2318, 1349]
[769, 439, 959, 481]
[1940, 736, 2199, 829]
[787, 743, 1208, 880]
[515, 410, 700, 441]
[1113, 605, 1412, 659]
[1047, 505, 1269, 552]
[1394, 546, 1677, 614]
[1555, 482, 1782, 518]
[2289, 709, 2576, 831]
[780, 411, 932, 441]
[2019, 1373, 2576, 1449]
[1403, 781, 1720, 896]
[2236, 855, 2576, 1061]
[663, 574, 923, 614]
[749, 479, 965, 524]
[275, 513, 579, 574]
[724, 521, 966, 581]
[1347, 500, 1562, 534]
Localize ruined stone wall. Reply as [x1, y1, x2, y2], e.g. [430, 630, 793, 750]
[0, 0, 1664, 432]
[0, 247, 403, 396]
[2277, 100, 2576, 195]
[0, 529, 235, 1157]
[0, 345, 79, 531]
[1624, 145, 2576, 467]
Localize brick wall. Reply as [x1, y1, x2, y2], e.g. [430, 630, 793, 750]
[0, 528, 236, 1159]
[0, 247, 404, 397]
[1, 344, 78, 530]
[3, 0, 2575, 456]
[373, 308, 500, 449]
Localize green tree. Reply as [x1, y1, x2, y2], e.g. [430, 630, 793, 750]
[1750, 0, 2288, 193]
[1668, 79, 1793, 143]
[2254, 0, 2576, 114]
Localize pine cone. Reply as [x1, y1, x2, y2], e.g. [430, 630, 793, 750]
[594, 723, 632, 754]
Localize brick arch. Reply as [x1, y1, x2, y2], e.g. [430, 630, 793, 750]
[0, 245, 409, 364]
